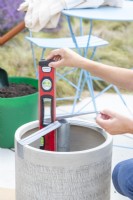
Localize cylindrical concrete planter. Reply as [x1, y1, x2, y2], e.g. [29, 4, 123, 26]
[15, 119, 113, 200]
[0, 77, 38, 148]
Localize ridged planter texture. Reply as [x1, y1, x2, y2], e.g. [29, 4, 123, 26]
[0, 77, 38, 148]
[15, 119, 113, 200]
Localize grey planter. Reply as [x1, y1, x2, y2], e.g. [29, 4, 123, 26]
[15, 119, 113, 200]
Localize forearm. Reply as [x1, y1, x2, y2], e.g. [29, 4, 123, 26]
[47, 48, 133, 91]
[80, 58, 133, 91]
[127, 118, 133, 134]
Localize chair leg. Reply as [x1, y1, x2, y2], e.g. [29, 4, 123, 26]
[72, 69, 84, 113]
[56, 72, 78, 90]
[40, 48, 46, 59]
[28, 31, 38, 77]
[30, 42, 38, 78]
[77, 47, 97, 100]
[30, 39, 46, 79]
[78, 76, 86, 100]
[113, 85, 133, 115]
[72, 70, 98, 113]
[85, 71, 97, 112]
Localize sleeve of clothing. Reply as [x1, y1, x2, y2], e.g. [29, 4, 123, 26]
[64, 0, 84, 9]
[64, 0, 123, 9]
[73, 0, 104, 9]
[103, 0, 124, 8]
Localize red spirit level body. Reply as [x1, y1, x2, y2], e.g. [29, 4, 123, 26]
[38, 59, 56, 151]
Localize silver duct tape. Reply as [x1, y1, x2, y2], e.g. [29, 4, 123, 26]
[17, 121, 61, 158]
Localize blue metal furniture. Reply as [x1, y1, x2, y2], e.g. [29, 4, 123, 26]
[26, 28, 108, 113]
[62, 1, 133, 114]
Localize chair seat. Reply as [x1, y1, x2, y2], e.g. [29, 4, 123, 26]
[26, 35, 108, 49]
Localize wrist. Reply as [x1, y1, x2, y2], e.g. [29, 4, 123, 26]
[78, 57, 89, 69]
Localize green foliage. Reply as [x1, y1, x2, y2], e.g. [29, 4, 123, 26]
[0, 20, 133, 98]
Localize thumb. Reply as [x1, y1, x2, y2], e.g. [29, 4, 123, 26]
[100, 109, 116, 117]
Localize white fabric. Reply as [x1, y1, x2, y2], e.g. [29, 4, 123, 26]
[18, 0, 124, 32]
[65, 0, 123, 9]
[65, 0, 105, 9]
[18, 0, 65, 32]
[103, 0, 123, 7]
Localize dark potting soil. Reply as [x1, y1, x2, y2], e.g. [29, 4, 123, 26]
[0, 83, 37, 98]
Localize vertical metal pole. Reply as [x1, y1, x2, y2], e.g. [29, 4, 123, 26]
[57, 119, 70, 152]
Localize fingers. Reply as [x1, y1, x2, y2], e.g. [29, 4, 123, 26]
[96, 109, 113, 123]
[46, 49, 62, 60]
[46, 49, 63, 68]
[96, 113, 111, 127]
[100, 109, 116, 117]
[53, 55, 61, 62]
[46, 48, 81, 69]
[95, 109, 114, 132]
[100, 113, 111, 120]
[49, 60, 63, 68]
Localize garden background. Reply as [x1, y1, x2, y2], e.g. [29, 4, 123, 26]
[1, 0, 133, 99]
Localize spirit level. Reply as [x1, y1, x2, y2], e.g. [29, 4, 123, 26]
[38, 59, 56, 151]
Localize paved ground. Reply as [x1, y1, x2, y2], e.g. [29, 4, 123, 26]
[0, 92, 133, 200]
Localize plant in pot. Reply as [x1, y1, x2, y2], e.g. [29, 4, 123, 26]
[0, 68, 38, 148]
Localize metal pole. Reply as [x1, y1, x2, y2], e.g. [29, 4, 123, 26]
[57, 119, 70, 152]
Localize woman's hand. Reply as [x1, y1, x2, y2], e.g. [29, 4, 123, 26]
[96, 109, 133, 135]
[46, 48, 84, 68]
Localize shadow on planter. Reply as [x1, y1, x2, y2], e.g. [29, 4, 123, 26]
[0, 77, 38, 148]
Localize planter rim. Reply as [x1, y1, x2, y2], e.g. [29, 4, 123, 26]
[9, 76, 37, 81]
[0, 76, 38, 100]
[15, 119, 113, 155]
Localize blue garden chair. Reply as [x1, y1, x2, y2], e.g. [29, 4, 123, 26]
[26, 18, 109, 114]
